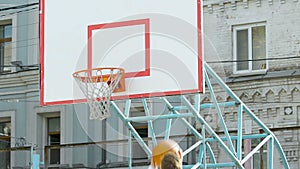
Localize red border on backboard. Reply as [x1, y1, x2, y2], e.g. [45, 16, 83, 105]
[197, 0, 203, 94]
[39, 0, 203, 106]
[88, 19, 150, 78]
[39, 0, 45, 105]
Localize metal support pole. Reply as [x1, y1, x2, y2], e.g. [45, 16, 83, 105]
[128, 131, 132, 169]
[181, 95, 244, 169]
[125, 99, 133, 169]
[162, 97, 202, 139]
[165, 111, 172, 140]
[241, 135, 272, 165]
[111, 101, 152, 156]
[237, 104, 243, 160]
[202, 125, 206, 169]
[204, 63, 290, 169]
[206, 143, 217, 169]
[103, 63, 290, 169]
[183, 140, 202, 157]
[268, 137, 274, 169]
[204, 70, 235, 154]
[142, 99, 157, 146]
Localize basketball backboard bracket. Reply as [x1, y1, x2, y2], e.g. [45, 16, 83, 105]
[108, 63, 290, 169]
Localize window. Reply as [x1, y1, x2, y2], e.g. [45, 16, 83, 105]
[251, 138, 267, 169]
[0, 120, 11, 169]
[239, 138, 267, 169]
[252, 151, 267, 169]
[0, 20, 12, 72]
[233, 23, 267, 74]
[47, 117, 60, 165]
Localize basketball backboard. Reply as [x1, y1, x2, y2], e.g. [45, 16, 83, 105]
[40, 0, 203, 106]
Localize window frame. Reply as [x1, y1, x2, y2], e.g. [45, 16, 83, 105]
[252, 150, 268, 169]
[238, 137, 268, 169]
[47, 117, 61, 165]
[0, 120, 11, 169]
[0, 15, 17, 73]
[34, 109, 67, 167]
[233, 22, 268, 75]
[0, 111, 15, 168]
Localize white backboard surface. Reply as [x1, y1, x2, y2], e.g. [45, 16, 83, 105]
[40, 0, 203, 106]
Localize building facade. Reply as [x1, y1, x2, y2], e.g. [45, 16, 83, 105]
[0, 0, 299, 168]
[202, 0, 300, 169]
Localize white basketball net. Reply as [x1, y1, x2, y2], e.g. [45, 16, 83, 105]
[73, 68, 124, 120]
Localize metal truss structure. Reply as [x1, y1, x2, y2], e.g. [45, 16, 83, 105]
[110, 63, 290, 169]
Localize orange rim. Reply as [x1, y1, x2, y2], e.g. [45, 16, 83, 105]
[73, 67, 126, 92]
[73, 67, 125, 82]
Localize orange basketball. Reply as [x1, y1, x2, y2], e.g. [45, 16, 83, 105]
[151, 140, 182, 168]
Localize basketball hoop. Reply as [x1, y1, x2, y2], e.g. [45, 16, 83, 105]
[73, 67, 125, 120]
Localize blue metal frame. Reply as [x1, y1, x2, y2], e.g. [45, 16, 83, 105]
[109, 63, 290, 169]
